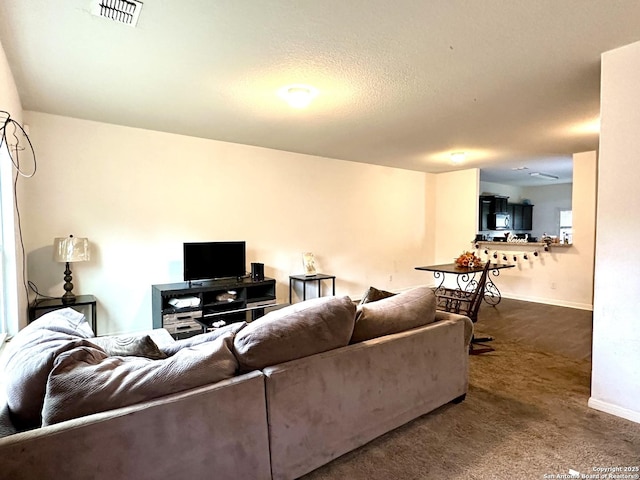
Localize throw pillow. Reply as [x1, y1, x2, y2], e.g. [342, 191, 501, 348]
[350, 285, 436, 343]
[359, 286, 396, 305]
[162, 321, 246, 357]
[233, 296, 356, 371]
[1, 308, 96, 429]
[42, 331, 238, 426]
[88, 334, 167, 360]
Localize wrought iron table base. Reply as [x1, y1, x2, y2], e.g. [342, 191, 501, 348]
[430, 267, 506, 306]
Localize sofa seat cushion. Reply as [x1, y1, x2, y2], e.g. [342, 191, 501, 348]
[88, 334, 167, 359]
[42, 331, 239, 425]
[351, 285, 436, 343]
[2, 308, 95, 429]
[233, 296, 356, 371]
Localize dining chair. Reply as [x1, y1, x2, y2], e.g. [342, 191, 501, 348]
[435, 261, 494, 354]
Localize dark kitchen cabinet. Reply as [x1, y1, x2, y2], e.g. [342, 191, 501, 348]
[509, 203, 534, 231]
[479, 195, 509, 230]
[479, 195, 534, 231]
[479, 195, 509, 213]
[493, 196, 508, 213]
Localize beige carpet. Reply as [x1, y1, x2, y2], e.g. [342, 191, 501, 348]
[301, 302, 640, 479]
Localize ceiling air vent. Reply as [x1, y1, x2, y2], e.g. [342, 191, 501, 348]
[91, 0, 143, 27]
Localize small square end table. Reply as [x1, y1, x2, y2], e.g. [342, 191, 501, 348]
[289, 274, 336, 303]
[29, 294, 98, 334]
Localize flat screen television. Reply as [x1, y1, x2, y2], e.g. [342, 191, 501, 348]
[183, 241, 246, 282]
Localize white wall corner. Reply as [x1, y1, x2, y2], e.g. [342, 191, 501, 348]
[592, 39, 640, 425]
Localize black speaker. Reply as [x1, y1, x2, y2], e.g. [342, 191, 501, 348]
[251, 262, 264, 281]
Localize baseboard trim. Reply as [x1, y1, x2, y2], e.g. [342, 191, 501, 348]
[501, 293, 593, 311]
[588, 397, 640, 424]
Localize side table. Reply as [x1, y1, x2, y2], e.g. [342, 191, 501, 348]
[29, 294, 98, 335]
[289, 274, 336, 303]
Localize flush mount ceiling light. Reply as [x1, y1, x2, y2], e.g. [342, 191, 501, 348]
[450, 152, 466, 164]
[278, 84, 318, 109]
[529, 172, 559, 180]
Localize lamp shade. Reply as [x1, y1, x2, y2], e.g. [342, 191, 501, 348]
[53, 236, 90, 263]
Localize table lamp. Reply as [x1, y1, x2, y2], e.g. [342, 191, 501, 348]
[53, 235, 90, 304]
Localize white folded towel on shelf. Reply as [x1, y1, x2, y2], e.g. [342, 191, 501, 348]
[168, 296, 201, 308]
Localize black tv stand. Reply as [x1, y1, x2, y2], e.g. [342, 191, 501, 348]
[152, 277, 277, 339]
[187, 275, 249, 288]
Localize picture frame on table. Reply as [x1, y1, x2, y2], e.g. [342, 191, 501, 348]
[302, 252, 316, 276]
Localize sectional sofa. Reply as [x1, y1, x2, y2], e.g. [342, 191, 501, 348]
[0, 286, 472, 480]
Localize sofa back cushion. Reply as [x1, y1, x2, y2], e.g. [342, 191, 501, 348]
[350, 286, 436, 343]
[42, 331, 238, 425]
[1, 308, 95, 429]
[233, 296, 356, 371]
[0, 394, 17, 438]
[162, 321, 246, 357]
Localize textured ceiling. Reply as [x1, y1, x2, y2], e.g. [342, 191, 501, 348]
[1, 1, 640, 186]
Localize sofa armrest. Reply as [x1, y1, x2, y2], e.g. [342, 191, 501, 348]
[435, 310, 474, 346]
[0, 370, 271, 480]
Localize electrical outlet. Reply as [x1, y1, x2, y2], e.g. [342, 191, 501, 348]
[551, 282, 557, 290]
[389, 275, 393, 283]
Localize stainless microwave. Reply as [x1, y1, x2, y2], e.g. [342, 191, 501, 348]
[488, 212, 510, 230]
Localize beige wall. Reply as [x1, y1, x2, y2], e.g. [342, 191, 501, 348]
[0, 40, 26, 334]
[424, 158, 596, 309]
[423, 172, 437, 266]
[16, 110, 599, 336]
[590, 40, 640, 424]
[491, 151, 596, 310]
[21, 112, 431, 334]
[433, 169, 480, 264]
[569, 151, 597, 306]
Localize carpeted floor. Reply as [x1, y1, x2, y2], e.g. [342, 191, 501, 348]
[301, 300, 640, 479]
